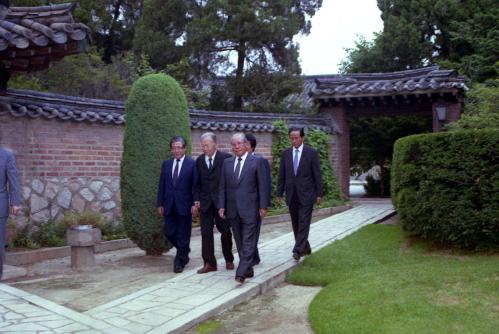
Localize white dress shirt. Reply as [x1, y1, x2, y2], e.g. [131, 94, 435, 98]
[172, 155, 185, 177]
[234, 152, 248, 178]
[204, 151, 217, 169]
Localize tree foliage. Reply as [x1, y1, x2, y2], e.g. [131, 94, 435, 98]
[340, 0, 498, 84]
[121, 74, 190, 255]
[349, 116, 432, 196]
[134, 0, 322, 111]
[448, 80, 499, 131]
[10, 49, 131, 100]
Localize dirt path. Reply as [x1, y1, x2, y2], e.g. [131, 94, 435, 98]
[186, 283, 321, 334]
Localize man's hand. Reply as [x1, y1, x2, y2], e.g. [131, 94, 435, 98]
[191, 205, 198, 217]
[157, 206, 164, 217]
[10, 205, 20, 216]
[259, 208, 268, 218]
[316, 197, 321, 205]
[276, 197, 282, 205]
[218, 208, 225, 219]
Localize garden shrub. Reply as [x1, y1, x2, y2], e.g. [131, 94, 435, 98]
[121, 73, 191, 255]
[392, 129, 499, 249]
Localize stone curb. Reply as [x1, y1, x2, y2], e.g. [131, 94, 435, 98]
[6, 205, 352, 266]
[5, 238, 136, 266]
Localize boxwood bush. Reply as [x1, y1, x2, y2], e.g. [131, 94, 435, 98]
[121, 73, 191, 255]
[392, 129, 499, 249]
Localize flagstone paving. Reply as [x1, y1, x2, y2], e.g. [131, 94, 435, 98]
[0, 202, 394, 333]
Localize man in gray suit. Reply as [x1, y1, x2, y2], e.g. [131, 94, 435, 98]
[218, 133, 269, 283]
[0, 145, 20, 281]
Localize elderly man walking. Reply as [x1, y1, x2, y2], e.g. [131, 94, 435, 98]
[194, 132, 234, 274]
[218, 133, 270, 283]
[0, 146, 20, 281]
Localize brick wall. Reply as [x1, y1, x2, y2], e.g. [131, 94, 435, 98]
[1, 115, 333, 223]
[0, 115, 123, 180]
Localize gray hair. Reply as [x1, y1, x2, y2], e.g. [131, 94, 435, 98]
[200, 132, 217, 143]
[231, 132, 247, 143]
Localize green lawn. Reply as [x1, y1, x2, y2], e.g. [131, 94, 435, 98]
[287, 223, 499, 334]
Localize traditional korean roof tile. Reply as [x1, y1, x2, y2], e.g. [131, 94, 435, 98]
[0, 89, 336, 133]
[308, 66, 467, 101]
[0, 3, 91, 71]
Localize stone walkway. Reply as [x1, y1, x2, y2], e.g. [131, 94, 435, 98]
[0, 203, 394, 333]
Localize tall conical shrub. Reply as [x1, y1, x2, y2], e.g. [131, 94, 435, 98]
[121, 74, 191, 255]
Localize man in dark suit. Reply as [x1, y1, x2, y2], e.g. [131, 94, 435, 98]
[194, 132, 234, 274]
[0, 145, 20, 281]
[245, 133, 272, 266]
[157, 136, 197, 273]
[218, 133, 270, 283]
[277, 127, 323, 261]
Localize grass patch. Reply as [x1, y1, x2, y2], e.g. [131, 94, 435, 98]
[287, 223, 499, 334]
[195, 319, 222, 333]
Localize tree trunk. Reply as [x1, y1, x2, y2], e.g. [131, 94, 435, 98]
[233, 41, 246, 110]
[103, 0, 123, 64]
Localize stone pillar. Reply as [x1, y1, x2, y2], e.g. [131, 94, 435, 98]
[322, 105, 350, 198]
[66, 226, 101, 269]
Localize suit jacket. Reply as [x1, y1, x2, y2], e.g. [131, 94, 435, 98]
[254, 154, 272, 208]
[156, 157, 197, 216]
[277, 145, 323, 206]
[218, 154, 270, 221]
[0, 147, 20, 218]
[194, 150, 231, 212]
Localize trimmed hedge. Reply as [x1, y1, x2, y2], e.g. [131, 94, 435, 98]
[121, 73, 190, 255]
[392, 129, 499, 249]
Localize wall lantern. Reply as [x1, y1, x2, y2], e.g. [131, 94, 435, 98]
[436, 105, 447, 121]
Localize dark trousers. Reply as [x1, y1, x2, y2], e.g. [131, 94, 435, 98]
[289, 193, 313, 256]
[200, 204, 234, 266]
[0, 217, 5, 280]
[253, 219, 261, 264]
[164, 202, 192, 267]
[230, 213, 258, 278]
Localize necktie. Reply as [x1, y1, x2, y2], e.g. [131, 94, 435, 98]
[173, 159, 180, 186]
[293, 149, 299, 175]
[234, 157, 242, 181]
[208, 157, 213, 170]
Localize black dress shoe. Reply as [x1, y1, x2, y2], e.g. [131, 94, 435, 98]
[293, 252, 301, 261]
[235, 276, 245, 283]
[174, 265, 184, 273]
[245, 269, 254, 278]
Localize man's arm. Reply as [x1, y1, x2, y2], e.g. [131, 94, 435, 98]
[193, 158, 201, 205]
[7, 152, 20, 215]
[156, 161, 166, 215]
[217, 161, 227, 218]
[262, 158, 272, 208]
[276, 151, 286, 203]
[257, 158, 269, 217]
[311, 149, 324, 201]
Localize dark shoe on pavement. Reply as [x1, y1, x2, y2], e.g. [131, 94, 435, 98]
[226, 262, 235, 270]
[293, 252, 301, 261]
[245, 269, 254, 278]
[235, 276, 245, 284]
[174, 265, 184, 273]
[197, 263, 217, 274]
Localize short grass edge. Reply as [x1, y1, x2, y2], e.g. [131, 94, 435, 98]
[286, 221, 499, 334]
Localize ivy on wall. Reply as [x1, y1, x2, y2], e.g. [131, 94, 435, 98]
[271, 119, 343, 209]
